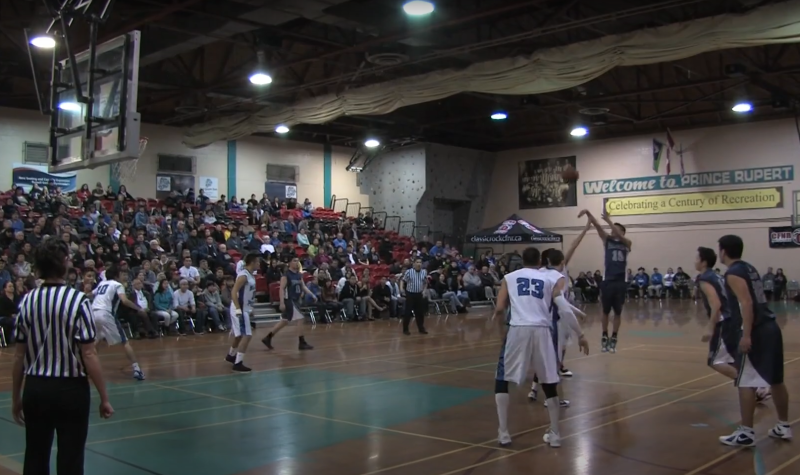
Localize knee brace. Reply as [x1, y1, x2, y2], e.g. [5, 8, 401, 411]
[495, 379, 509, 394]
[541, 383, 558, 399]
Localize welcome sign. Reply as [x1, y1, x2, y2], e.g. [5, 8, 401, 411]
[604, 187, 783, 216]
[584, 166, 793, 195]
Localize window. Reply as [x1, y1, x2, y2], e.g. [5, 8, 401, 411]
[157, 154, 195, 174]
[24, 142, 49, 164]
[266, 164, 298, 183]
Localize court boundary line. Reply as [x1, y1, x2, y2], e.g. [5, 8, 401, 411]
[765, 452, 800, 475]
[357, 356, 800, 475]
[0, 338, 506, 406]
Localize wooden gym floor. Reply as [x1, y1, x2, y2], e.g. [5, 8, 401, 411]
[0, 299, 799, 475]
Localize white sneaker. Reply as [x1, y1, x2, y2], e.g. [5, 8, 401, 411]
[543, 429, 561, 448]
[719, 427, 755, 447]
[528, 389, 538, 401]
[498, 430, 512, 446]
[559, 368, 574, 377]
[769, 424, 793, 440]
[543, 399, 570, 408]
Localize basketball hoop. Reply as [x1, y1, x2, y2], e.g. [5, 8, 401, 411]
[110, 136, 147, 183]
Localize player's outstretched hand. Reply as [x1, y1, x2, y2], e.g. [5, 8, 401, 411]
[578, 335, 590, 355]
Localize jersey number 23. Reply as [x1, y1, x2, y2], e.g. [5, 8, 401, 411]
[516, 278, 544, 299]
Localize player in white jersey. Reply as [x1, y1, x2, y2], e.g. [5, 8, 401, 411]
[226, 253, 259, 373]
[493, 247, 589, 448]
[529, 221, 592, 403]
[92, 266, 147, 381]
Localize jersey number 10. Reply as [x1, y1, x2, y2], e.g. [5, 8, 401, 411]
[516, 278, 545, 299]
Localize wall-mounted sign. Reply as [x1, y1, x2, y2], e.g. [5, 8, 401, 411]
[604, 187, 783, 216]
[769, 226, 800, 248]
[584, 166, 793, 195]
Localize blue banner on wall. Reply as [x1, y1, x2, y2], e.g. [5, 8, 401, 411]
[12, 162, 78, 193]
[583, 165, 794, 195]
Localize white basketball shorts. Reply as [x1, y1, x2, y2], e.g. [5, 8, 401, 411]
[229, 307, 252, 338]
[496, 325, 560, 385]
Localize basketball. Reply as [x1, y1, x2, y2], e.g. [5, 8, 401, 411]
[562, 165, 579, 182]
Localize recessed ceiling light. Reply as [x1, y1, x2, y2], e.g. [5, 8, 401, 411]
[275, 125, 290, 134]
[249, 72, 272, 85]
[732, 102, 752, 113]
[490, 112, 508, 120]
[570, 126, 588, 137]
[58, 102, 81, 112]
[30, 36, 56, 49]
[403, 1, 435, 16]
[364, 139, 380, 148]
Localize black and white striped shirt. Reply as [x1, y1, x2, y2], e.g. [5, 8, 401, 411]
[15, 284, 97, 378]
[403, 268, 427, 293]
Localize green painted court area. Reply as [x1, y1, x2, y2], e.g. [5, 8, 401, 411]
[0, 369, 489, 475]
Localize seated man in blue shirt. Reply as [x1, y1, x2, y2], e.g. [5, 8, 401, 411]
[648, 268, 663, 299]
[634, 267, 649, 299]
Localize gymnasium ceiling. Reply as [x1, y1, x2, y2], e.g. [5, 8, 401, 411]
[1, 0, 800, 151]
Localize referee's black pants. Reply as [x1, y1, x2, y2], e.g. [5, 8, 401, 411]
[23, 376, 91, 475]
[403, 292, 427, 332]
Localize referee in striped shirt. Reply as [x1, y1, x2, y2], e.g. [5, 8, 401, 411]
[11, 238, 114, 475]
[401, 258, 428, 335]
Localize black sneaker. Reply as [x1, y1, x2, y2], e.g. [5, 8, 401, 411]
[403, 330, 411, 335]
[232, 362, 252, 373]
[225, 354, 235, 364]
[609, 335, 618, 353]
[601, 335, 609, 353]
[419, 329, 428, 335]
[262, 332, 274, 350]
[299, 339, 313, 350]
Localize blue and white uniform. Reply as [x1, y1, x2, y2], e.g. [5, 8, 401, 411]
[92, 279, 127, 345]
[230, 269, 256, 337]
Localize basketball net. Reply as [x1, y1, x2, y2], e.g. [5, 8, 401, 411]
[110, 136, 148, 183]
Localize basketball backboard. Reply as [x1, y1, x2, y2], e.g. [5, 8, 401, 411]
[48, 30, 141, 173]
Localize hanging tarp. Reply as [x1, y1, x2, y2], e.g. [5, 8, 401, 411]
[467, 214, 562, 244]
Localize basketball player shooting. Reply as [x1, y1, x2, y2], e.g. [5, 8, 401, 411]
[579, 209, 631, 353]
[492, 247, 589, 448]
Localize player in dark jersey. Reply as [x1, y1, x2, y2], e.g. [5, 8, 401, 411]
[695, 247, 739, 380]
[262, 257, 315, 351]
[717, 235, 791, 446]
[579, 209, 631, 353]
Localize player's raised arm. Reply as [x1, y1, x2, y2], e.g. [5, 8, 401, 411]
[601, 212, 632, 249]
[552, 278, 589, 355]
[699, 281, 721, 342]
[579, 210, 609, 243]
[565, 220, 592, 266]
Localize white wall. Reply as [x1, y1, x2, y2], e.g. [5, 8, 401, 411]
[0, 107, 366, 211]
[485, 119, 800, 277]
[0, 107, 107, 188]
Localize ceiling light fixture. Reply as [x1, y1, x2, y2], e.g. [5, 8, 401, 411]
[490, 111, 508, 120]
[275, 125, 289, 134]
[732, 102, 753, 113]
[58, 102, 81, 112]
[30, 36, 56, 49]
[403, 1, 435, 16]
[249, 50, 272, 85]
[570, 126, 588, 137]
[364, 139, 380, 148]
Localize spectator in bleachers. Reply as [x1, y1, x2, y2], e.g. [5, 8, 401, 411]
[202, 282, 228, 332]
[338, 274, 360, 319]
[648, 268, 663, 298]
[633, 268, 649, 299]
[172, 279, 198, 335]
[774, 268, 787, 301]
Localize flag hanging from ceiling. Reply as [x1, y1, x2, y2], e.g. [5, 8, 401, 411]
[652, 139, 665, 173]
[665, 129, 675, 175]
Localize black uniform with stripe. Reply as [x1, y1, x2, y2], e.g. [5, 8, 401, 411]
[698, 269, 739, 367]
[724, 260, 784, 387]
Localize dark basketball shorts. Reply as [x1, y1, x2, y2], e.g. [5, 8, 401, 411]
[281, 298, 303, 321]
[707, 319, 739, 367]
[600, 280, 627, 316]
[735, 319, 784, 388]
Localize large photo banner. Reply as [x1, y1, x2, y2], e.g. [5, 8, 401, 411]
[518, 156, 577, 209]
[769, 226, 800, 248]
[12, 162, 77, 192]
